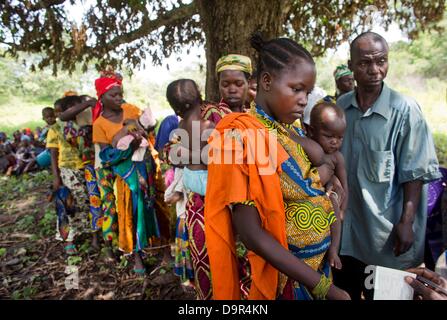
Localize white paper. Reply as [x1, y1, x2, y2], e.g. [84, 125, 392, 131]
[373, 265, 416, 300]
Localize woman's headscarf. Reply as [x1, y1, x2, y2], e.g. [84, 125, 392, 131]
[92, 68, 122, 122]
[215, 54, 252, 75]
[333, 64, 353, 81]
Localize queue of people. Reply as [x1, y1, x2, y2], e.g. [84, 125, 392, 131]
[3, 31, 446, 300]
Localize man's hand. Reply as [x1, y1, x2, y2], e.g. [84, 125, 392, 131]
[393, 220, 414, 256]
[405, 268, 447, 300]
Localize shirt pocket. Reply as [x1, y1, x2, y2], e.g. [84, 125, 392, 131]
[361, 149, 394, 183]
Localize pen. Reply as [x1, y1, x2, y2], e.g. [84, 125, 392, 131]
[416, 275, 447, 296]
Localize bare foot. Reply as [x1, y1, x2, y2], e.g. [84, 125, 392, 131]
[161, 246, 172, 266]
[103, 247, 116, 263]
[91, 233, 100, 251]
[133, 252, 146, 274]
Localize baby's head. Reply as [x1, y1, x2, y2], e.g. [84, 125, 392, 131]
[166, 79, 203, 118]
[309, 102, 346, 154]
[42, 107, 56, 126]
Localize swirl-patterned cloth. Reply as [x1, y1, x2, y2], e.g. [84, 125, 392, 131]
[234, 105, 337, 299]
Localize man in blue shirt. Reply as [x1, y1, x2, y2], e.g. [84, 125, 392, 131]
[334, 32, 441, 300]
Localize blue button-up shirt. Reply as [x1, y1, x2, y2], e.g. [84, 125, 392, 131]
[337, 83, 441, 269]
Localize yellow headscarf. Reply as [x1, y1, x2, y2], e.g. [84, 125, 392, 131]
[215, 54, 252, 76]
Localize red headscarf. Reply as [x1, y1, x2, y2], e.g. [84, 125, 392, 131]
[92, 71, 122, 122]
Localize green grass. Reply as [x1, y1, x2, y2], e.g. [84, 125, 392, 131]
[0, 95, 173, 136]
[0, 96, 48, 135]
[434, 132, 447, 167]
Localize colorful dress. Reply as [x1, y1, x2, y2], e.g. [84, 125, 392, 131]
[47, 121, 91, 242]
[62, 120, 104, 237]
[93, 103, 160, 253]
[205, 104, 336, 300]
[250, 106, 336, 299]
[185, 103, 231, 300]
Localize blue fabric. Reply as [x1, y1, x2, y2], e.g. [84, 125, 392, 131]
[288, 236, 332, 259]
[183, 167, 208, 196]
[287, 241, 332, 300]
[55, 186, 75, 241]
[155, 115, 179, 152]
[100, 145, 160, 251]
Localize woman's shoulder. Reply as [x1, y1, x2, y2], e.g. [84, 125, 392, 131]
[122, 103, 142, 118]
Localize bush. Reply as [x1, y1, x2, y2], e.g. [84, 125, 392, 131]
[434, 132, 447, 167]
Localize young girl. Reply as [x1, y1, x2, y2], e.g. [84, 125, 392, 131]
[11, 135, 38, 175]
[205, 33, 350, 300]
[166, 79, 216, 299]
[46, 96, 91, 255]
[58, 94, 118, 257]
[112, 108, 156, 161]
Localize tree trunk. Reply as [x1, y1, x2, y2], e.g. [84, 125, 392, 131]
[197, 0, 292, 101]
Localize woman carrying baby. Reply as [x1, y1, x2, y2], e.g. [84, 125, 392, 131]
[92, 72, 160, 274]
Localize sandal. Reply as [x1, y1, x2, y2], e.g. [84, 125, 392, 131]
[64, 244, 77, 255]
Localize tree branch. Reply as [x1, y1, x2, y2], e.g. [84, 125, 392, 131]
[106, 1, 199, 50]
[27, 0, 67, 11]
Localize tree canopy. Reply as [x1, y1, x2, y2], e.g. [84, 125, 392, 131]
[1, 0, 445, 99]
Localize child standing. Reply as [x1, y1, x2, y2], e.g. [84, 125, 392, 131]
[166, 79, 219, 299]
[46, 96, 92, 255]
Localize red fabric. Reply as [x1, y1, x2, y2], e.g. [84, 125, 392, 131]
[93, 77, 122, 122]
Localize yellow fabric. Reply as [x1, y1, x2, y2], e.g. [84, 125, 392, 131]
[215, 54, 252, 75]
[46, 125, 84, 169]
[116, 175, 134, 253]
[248, 105, 336, 292]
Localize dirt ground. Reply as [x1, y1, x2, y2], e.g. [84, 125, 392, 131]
[0, 170, 196, 300]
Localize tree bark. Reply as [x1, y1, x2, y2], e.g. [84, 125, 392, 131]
[197, 0, 292, 101]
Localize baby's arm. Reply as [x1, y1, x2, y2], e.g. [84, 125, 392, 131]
[334, 151, 348, 215]
[328, 218, 342, 270]
[111, 125, 131, 148]
[296, 136, 327, 167]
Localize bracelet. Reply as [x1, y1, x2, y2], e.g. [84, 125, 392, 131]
[311, 274, 332, 300]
